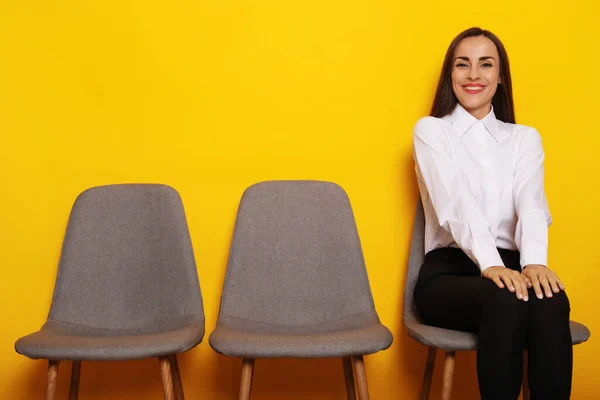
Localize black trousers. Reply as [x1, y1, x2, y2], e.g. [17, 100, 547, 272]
[414, 247, 572, 400]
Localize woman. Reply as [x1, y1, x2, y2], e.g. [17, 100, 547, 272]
[413, 27, 572, 400]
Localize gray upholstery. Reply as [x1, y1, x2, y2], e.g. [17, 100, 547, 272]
[570, 320, 592, 345]
[209, 181, 393, 358]
[403, 199, 591, 351]
[15, 184, 205, 360]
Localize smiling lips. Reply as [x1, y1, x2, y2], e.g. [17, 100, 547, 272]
[463, 83, 486, 94]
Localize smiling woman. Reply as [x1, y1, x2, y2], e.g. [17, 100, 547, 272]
[450, 39, 502, 119]
[431, 28, 515, 123]
[412, 27, 573, 400]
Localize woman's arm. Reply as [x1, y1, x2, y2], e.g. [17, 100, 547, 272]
[513, 128, 564, 298]
[413, 117, 504, 272]
[512, 128, 551, 268]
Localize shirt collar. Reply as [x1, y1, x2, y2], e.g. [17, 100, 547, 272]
[445, 104, 506, 142]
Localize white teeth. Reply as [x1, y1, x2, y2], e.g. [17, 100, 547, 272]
[464, 86, 485, 90]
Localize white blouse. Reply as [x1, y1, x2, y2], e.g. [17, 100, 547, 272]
[413, 104, 551, 272]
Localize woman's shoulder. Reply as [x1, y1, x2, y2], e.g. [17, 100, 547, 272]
[413, 116, 451, 139]
[414, 115, 449, 129]
[498, 120, 542, 141]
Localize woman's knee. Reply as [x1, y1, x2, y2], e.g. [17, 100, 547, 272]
[478, 284, 528, 339]
[482, 282, 528, 311]
[479, 284, 528, 329]
[529, 289, 570, 317]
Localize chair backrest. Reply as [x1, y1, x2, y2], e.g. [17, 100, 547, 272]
[403, 198, 426, 324]
[48, 184, 204, 330]
[217, 181, 377, 327]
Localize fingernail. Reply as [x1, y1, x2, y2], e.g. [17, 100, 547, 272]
[537, 293, 543, 299]
[510, 286, 515, 291]
[547, 292, 552, 297]
[560, 285, 565, 290]
[554, 288, 559, 293]
[524, 296, 529, 301]
[518, 293, 523, 299]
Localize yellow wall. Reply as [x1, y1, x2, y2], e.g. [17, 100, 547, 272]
[1, 0, 598, 398]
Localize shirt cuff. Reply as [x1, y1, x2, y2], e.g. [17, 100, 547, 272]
[520, 241, 548, 269]
[472, 242, 505, 273]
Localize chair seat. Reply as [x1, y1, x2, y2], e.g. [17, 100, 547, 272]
[15, 315, 205, 361]
[209, 313, 393, 358]
[405, 318, 478, 352]
[570, 320, 592, 344]
[405, 318, 591, 352]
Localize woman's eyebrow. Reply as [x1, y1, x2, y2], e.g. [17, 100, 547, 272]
[454, 56, 496, 61]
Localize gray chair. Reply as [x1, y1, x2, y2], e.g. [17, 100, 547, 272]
[15, 184, 205, 400]
[209, 181, 393, 400]
[403, 199, 591, 400]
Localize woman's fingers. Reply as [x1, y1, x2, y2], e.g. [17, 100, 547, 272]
[512, 271, 529, 301]
[539, 275, 553, 298]
[491, 275, 505, 289]
[499, 272, 527, 301]
[548, 274, 561, 294]
[483, 267, 529, 301]
[486, 266, 564, 300]
[530, 274, 544, 299]
[500, 273, 515, 292]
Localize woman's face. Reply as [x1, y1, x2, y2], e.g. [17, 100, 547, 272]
[451, 35, 501, 120]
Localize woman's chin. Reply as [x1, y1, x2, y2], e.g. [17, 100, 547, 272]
[460, 101, 491, 113]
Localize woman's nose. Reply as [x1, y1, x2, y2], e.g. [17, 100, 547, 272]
[468, 65, 480, 80]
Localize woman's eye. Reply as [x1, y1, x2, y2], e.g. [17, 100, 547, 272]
[456, 63, 468, 68]
[481, 62, 493, 68]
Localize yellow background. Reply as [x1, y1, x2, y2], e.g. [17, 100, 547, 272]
[1, 0, 598, 398]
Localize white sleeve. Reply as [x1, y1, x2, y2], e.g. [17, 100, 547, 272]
[413, 117, 504, 272]
[513, 128, 551, 268]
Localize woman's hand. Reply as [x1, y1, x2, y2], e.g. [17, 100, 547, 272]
[522, 264, 564, 299]
[482, 266, 529, 301]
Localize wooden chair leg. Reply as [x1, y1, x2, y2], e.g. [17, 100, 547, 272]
[69, 361, 82, 400]
[159, 356, 175, 400]
[342, 357, 357, 400]
[352, 355, 370, 400]
[522, 352, 530, 400]
[441, 352, 456, 400]
[420, 347, 437, 400]
[169, 355, 185, 400]
[239, 358, 255, 400]
[45, 360, 60, 400]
